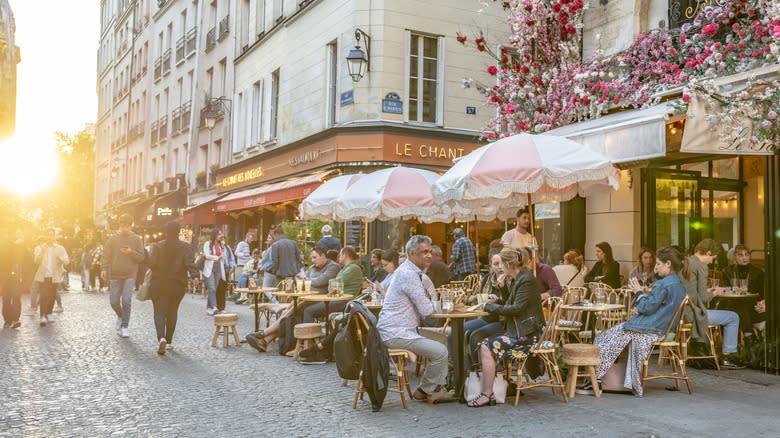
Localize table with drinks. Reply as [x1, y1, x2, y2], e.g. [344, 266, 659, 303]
[299, 278, 352, 336]
[235, 287, 280, 332]
[430, 306, 488, 401]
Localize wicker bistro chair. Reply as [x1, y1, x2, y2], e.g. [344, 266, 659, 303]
[642, 297, 693, 394]
[594, 289, 630, 335]
[462, 273, 482, 295]
[503, 301, 568, 406]
[679, 323, 721, 371]
[557, 288, 587, 344]
[351, 312, 413, 410]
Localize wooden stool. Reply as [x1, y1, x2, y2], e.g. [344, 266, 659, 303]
[290, 323, 322, 358]
[212, 313, 241, 347]
[561, 344, 602, 399]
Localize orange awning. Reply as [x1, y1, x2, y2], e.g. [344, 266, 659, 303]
[215, 171, 334, 213]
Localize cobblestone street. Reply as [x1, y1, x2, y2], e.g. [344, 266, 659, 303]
[2, 282, 780, 437]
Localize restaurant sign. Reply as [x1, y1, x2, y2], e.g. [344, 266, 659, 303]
[220, 165, 265, 188]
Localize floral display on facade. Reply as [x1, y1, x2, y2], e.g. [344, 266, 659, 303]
[459, 0, 779, 147]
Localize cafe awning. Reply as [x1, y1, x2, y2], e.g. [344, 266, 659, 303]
[181, 193, 226, 225]
[681, 63, 779, 156]
[216, 170, 335, 213]
[546, 103, 673, 164]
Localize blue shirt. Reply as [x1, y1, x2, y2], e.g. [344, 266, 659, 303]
[623, 273, 686, 336]
[259, 246, 273, 272]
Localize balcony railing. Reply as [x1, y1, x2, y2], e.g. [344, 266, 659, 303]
[175, 36, 185, 64]
[218, 15, 230, 41]
[206, 27, 217, 52]
[153, 57, 162, 81]
[186, 27, 198, 56]
[150, 120, 159, 145]
[162, 49, 172, 75]
[171, 107, 182, 134]
[181, 101, 191, 130]
[158, 115, 168, 141]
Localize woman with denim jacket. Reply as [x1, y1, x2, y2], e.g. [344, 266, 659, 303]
[594, 246, 688, 396]
[468, 247, 545, 407]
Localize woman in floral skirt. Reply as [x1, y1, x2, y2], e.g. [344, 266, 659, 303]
[594, 246, 687, 396]
[468, 247, 545, 407]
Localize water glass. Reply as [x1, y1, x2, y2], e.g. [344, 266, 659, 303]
[303, 279, 312, 293]
[708, 278, 719, 289]
[736, 278, 748, 294]
[594, 287, 606, 305]
[433, 300, 442, 313]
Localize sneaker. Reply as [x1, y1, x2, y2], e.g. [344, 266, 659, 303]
[246, 335, 267, 352]
[54, 305, 64, 313]
[412, 387, 428, 401]
[206, 308, 216, 316]
[11, 321, 21, 329]
[40, 316, 47, 327]
[426, 385, 452, 404]
[120, 327, 129, 338]
[236, 296, 248, 304]
[166, 344, 174, 351]
[115, 318, 122, 332]
[46, 314, 55, 323]
[299, 350, 328, 365]
[298, 345, 321, 360]
[721, 358, 745, 370]
[157, 338, 167, 355]
[214, 309, 222, 315]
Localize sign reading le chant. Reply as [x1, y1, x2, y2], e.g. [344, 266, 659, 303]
[394, 142, 466, 160]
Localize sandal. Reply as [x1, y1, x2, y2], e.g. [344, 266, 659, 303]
[467, 392, 496, 408]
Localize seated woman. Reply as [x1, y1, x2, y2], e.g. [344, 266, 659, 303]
[375, 249, 399, 293]
[459, 249, 509, 370]
[718, 244, 765, 342]
[237, 249, 262, 289]
[552, 249, 587, 288]
[584, 241, 621, 289]
[594, 246, 687, 397]
[629, 247, 657, 289]
[468, 247, 544, 408]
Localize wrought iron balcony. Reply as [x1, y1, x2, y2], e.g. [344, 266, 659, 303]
[218, 15, 230, 41]
[162, 49, 171, 75]
[186, 27, 198, 56]
[206, 27, 217, 52]
[175, 36, 185, 64]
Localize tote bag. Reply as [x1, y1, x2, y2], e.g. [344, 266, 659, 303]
[464, 371, 508, 404]
[136, 269, 153, 301]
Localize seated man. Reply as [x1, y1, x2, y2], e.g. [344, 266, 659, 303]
[426, 245, 450, 288]
[297, 247, 342, 294]
[367, 248, 388, 283]
[237, 249, 261, 289]
[718, 245, 766, 342]
[303, 246, 364, 323]
[376, 235, 449, 403]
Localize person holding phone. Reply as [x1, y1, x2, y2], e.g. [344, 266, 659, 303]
[33, 228, 70, 327]
[101, 214, 145, 337]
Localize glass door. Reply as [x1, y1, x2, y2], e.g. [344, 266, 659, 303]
[642, 168, 702, 251]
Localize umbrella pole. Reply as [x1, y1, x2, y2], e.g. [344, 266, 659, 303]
[474, 215, 479, 273]
[528, 193, 537, 277]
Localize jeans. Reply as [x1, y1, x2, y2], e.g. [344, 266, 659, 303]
[110, 278, 135, 328]
[237, 272, 259, 289]
[152, 292, 185, 344]
[37, 279, 57, 317]
[2, 282, 22, 324]
[205, 274, 226, 311]
[707, 309, 740, 354]
[383, 337, 448, 393]
[262, 272, 278, 303]
[459, 318, 503, 369]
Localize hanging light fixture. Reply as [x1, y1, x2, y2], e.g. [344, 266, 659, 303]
[346, 28, 371, 82]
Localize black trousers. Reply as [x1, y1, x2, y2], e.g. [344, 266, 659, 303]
[38, 279, 57, 317]
[2, 281, 22, 324]
[152, 291, 186, 344]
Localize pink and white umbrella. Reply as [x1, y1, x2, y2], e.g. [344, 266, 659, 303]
[433, 133, 620, 220]
[299, 173, 365, 221]
[334, 167, 448, 222]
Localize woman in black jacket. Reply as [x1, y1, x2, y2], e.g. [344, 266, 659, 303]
[584, 241, 621, 289]
[468, 247, 545, 407]
[148, 221, 195, 355]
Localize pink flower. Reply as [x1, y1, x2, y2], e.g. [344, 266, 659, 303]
[702, 23, 719, 37]
[732, 23, 740, 31]
[679, 34, 686, 44]
[681, 94, 690, 103]
[552, 3, 561, 13]
[767, 111, 777, 120]
[487, 65, 498, 75]
[504, 103, 517, 114]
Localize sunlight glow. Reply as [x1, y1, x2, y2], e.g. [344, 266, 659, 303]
[0, 134, 59, 196]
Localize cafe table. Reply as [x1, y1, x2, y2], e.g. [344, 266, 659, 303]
[235, 287, 279, 332]
[298, 294, 352, 335]
[430, 310, 488, 401]
[559, 303, 625, 343]
[271, 290, 317, 315]
[717, 292, 760, 299]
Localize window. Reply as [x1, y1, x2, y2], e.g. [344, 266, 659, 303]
[240, 0, 250, 49]
[234, 92, 244, 152]
[326, 41, 338, 127]
[256, 1, 266, 35]
[273, 0, 283, 23]
[270, 69, 280, 140]
[219, 58, 227, 97]
[151, 158, 157, 182]
[251, 81, 262, 146]
[405, 32, 444, 124]
[173, 148, 179, 174]
[206, 68, 214, 96]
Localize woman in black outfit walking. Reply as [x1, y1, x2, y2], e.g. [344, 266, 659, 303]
[148, 221, 195, 355]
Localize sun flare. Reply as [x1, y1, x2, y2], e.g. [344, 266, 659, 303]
[0, 134, 59, 196]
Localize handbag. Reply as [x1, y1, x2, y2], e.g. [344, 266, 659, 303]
[464, 371, 508, 404]
[194, 253, 206, 271]
[136, 269, 153, 301]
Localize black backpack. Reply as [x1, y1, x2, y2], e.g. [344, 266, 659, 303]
[334, 313, 362, 380]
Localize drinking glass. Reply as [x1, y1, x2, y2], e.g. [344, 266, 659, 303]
[708, 278, 719, 289]
[737, 279, 748, 294]
[328, 279, 338, 297]
[303, 279, 312, 293]
[335, 278, 344, 296]
[594, 287, 606, 305]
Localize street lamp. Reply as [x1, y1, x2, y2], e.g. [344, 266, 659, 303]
[202, 96, 232, 188]
[346, 28, 371, 82]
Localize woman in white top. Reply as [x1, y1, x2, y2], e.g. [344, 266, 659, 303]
[501, 208, 536, 250]
[552, 249, 587, 288]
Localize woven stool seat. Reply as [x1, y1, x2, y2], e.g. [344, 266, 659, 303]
[562, 344, 601, 366]
[214, 313, 239, 324]
[294, 323, 322, 339]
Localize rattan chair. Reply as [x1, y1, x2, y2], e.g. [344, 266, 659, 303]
[503, 301, 568, 405]
[351, 312, 412, 410]
[557, 288, 586, 344]
[642, 297, 693, 394]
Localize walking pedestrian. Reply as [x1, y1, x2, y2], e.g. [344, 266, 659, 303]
[449, 227, 477, 281]
[33, 228, 69, 327]
[101, 214, 145, 338]
[1, 229, 25, 329]
[149, 221, 195, 355]
[202, 228, 227, 316]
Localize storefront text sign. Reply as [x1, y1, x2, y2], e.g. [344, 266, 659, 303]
[156, 207, 173, 216]
[394, 142, 466, 161]
[220, 166, 264, 188]
[288, 149, 321, 168]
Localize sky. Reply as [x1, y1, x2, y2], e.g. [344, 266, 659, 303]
[1, 1, 99, 195]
